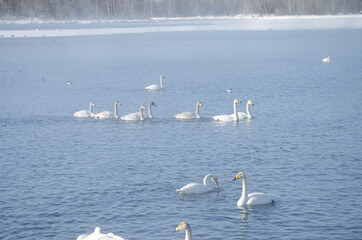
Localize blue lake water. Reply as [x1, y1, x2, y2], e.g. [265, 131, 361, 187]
[1, 21, 362, 239]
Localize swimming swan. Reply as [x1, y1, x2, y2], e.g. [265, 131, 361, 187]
[74, 102, 95, 118]
[212, 99, 241, 122]
[144, 101, 157, 119]
[238, 100, 254, 119]
[233, 171, 279, 206]
[174, 101, 202, 119]
[174, 221, 192, 240]
[176, 174, 219, 194]
[227, 88, 232, 93]
[77, 227, 125, 240]
[322, 53, 330, 62]
[145, 76, 165, 90]
[94, 101, 120, 119]
[120, 104, 146, 121]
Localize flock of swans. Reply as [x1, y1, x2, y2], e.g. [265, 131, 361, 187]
[74, 99, 254, 122]
[77, 171, 279, 240]
[74, 75, 282, 239]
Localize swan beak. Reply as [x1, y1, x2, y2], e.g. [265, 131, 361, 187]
[175, 226, 180, 232]
[215, 180, 219, 187]
[233, 177, 237, 181]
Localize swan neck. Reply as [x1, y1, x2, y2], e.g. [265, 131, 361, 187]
[148, 104, 152, 118]
[114, 103, 118, 118]
[89, 104, 93, 113]
[234, 101, 239, 121]
[195, 103, 200, 118]
[185, 226, 192, 240]
[239, 176, 248, 206]
[246, 103, 251, 118]
[203, 174, 212, 186]
[160, 77, 163, 88]
[139, 107, 144, 120]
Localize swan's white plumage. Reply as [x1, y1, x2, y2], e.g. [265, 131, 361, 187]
[175, 101, 202, 119]
[74, 102, 95, 118]
[175, 221, 192, 240]
[227, 88, 232, 93]
[237, 100, 254, 119]
[145, 76, 165, 90]
[120, 105, 145, 121]
[212, 99, 241, 121]
[77, 227, 125, 240]
[176, 174, 218, 194]
[233, 171, 279, 206]
[322, 54, 330, 62]
[94, 101, 120, 119]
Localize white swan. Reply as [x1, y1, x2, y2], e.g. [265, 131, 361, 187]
[94, 101, 120, 119]
[74, 102, 95, 118]
[176, 174, 219, 194]
[145, 76, 165, 90]
[77, 227, 125, 240]
[233, 171, 279, 206]
[175, 221, 192, 240]
[212, 99, 241, 122]
[227, 88, 232, 93]
[238, 100, 254, 119]
[120, 105, 146, 121]
[322, 53, 330, 62]
[144, 101, 157, 119]
[174, 101, 202, 120]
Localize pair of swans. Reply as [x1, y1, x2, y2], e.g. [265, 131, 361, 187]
[177, 172, 278, 206]
[212, 99, 254, 122]
[145, 76, 165, 90]
[174, 101, 202, 120]
[77, 227, 125, 240]
[322, 53, 330, 62]
[120, 101, 157, 121]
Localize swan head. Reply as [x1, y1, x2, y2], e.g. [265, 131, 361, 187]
[94, 227, 101, 234]
[233, 172, 245, 181]
[115, 100, 120, 105]
[197, 101, 202, 106]
[150, 101, 157, 107]
[175, 221, 190, 231]
[140, 105, 146, 110]
[248, 100, 254, 106]
[160, 76, 166, 79]
[234, 99, 241, 104]
[90, 102, 95, 107]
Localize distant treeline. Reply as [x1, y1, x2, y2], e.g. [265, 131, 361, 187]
[1, 0, 361, 20]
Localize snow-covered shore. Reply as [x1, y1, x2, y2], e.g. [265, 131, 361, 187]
[1, 15, 361, 38]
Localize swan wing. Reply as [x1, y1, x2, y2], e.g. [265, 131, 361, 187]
[212, 114, 234, 121]
[174, 112, 194, 119]
[247, 192, 279, 205]
[94, 111, 113, 119]
[120, 112, 139, 121]
[145, 84, 160, 90]
[74, 110, 90, 118]
[237, 112, 248, 119]
[176, 182, 213, 194]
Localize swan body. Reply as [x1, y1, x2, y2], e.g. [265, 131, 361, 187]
[74, 102, 95, 118]
[238, 100, 254, 119]
[94, 101, 120, 119]
[175, 101, 202, 119]
[233, 171, 279, 206]
[144, 101, 157, 119]
[322, 54, 330, 62]
[176, 174, 219, 194]
[145, 76, 165, 90]
[121, 105, 146, 121]
[175, 221, 192, 240]
[77, 227, 125, 240]
[212, 99, 241, 121]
